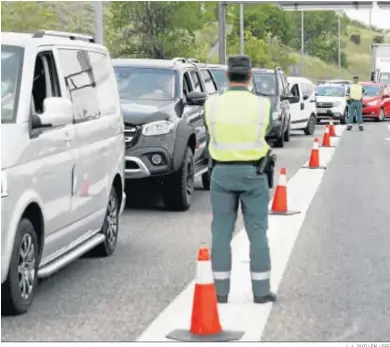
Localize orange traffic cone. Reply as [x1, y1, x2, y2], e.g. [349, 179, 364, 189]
[270, 168, 300, 215]
[329, 121, 338, 137]
[321, 125, 335, 148]
[166, 247, 244, 342]
[302, 138, 327, 170]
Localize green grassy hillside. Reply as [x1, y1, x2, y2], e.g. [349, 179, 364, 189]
[301, 24, 390, 81]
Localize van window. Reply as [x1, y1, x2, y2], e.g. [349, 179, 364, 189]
[201, 69, 217, 94]
[290, 83, 300, 99]
[89, 51, 118, 116]
[57, 49, 100, 123]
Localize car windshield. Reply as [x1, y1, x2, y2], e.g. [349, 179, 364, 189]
[363, 85, 382, 97]
[253, 72, 277, 96]
[114, 67, 176, 101]
[379, 72, 390, 84]
[315, 85, 345, 97]
[1, 45, 24, 123]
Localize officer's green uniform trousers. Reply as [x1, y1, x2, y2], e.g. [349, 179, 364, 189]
[210, 164, 271, 298]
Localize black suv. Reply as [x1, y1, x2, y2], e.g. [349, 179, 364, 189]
[113, 57, 219, 211]
[252, 68, 296, 148]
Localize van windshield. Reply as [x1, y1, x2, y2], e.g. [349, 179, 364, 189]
[379, 72, 390, 84]
[315, 85, 345, 97]
[1, 45, 24, 123]
[114, 67, 176, 101]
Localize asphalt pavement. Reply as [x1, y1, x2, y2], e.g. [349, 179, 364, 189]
[262, 120, 390, 342]
[1, 127, 320, 342]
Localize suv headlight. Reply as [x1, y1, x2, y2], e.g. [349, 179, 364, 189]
[1, 170, 8, 198]
[142, 121, 175, 136]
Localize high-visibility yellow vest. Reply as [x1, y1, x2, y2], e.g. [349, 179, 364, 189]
[204, 90, 271, 162]
[349, 84, 363, 100]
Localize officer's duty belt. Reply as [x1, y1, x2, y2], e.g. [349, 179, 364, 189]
[214, 160, 259, 166]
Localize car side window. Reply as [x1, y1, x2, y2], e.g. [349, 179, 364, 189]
[57, 49, 100, 123]
[88, 51, 118, 116]
[31, 51, 61, 115]
[183, 72, 193, 100]
[201, 69, 217, 94]
[189, 70, 203, 93]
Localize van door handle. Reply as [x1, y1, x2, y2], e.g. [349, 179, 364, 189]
[300, 102, 305, 110]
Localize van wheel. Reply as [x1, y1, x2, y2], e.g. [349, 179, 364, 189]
[162, 147, 194, 211]
[93, 187, 119, 257]
[202, 171, 211, 191]
[304, 114, 316, 135]
[2, 219, 39, 315]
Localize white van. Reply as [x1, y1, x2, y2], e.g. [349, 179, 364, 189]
[287, 77, 317, 135]
[1, 31, 126, 315]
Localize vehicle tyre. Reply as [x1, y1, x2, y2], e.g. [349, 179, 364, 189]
[162, 147, 194, 211]
[93, 186, 119, 257]
[304, 114, 316, 135]
[201, 171, 211, 191]
[377, 108, 385, 122]
[284, 121, 291, 142]
[273, 129, 285, 148]
[2, 219, 39, 316]
[341, 109, 348, 125]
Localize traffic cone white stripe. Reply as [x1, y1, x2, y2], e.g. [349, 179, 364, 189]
[278, 173, 287, 186]
[196, 260, 214, 285]
[313, 141, 319, 150]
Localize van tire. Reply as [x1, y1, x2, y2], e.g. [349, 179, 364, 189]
[304, 114, 316, 135]
[93, 187, 119, 257]
[162, 147, 194, 211]
[2, 219, 39, 316]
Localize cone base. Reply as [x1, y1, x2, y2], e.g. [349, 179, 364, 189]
[269, 210, 301, 216]
[302, 165, 327, 170]
[320, 145, 336, 148]
[166, 329, 244, 342]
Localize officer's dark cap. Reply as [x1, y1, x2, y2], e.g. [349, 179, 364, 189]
[227, 55, 252, 74]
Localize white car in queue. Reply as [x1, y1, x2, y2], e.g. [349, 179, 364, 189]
[314, 83, 348, 124]
[287, 76, 317, 135]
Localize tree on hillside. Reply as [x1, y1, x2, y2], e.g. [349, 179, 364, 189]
[106, 1, 215, 59]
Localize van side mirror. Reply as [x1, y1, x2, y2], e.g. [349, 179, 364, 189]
[303, 95, 309, 100]
[38, 97, 73, 127]
[187, 91, 207, 106]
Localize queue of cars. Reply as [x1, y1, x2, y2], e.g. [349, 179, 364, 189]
[7, 30, 387, 316]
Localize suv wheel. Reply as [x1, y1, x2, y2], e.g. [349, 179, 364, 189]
[2, 219, 39, 315]
[162, 147, 194, 211]
[304, 114, 316, 135]
[93, 187, 119, 257]
[274, 126, 285, 148]
[340, 109, 348, 125]
[201, 171, 211, 190]
[283, 122, 291, 142]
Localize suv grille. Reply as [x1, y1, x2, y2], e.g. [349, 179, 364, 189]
[124, 123, 141, 149]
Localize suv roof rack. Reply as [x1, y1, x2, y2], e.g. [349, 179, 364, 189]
[32, 30, 95, 43]
[188, 58, 200, 64]
[172, 57, 187, 64]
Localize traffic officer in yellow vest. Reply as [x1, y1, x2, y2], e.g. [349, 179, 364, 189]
[347, 75, 364, 131]
[204, 55, 276, 304]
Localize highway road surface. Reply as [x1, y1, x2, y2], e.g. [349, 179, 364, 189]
[2, 121, 389, 342]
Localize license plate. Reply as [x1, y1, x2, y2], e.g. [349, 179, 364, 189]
[317, 108, 328, 113]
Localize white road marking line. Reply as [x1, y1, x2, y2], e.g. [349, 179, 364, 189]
[385, 125, 390, 141]
[137, 126, 346, 342]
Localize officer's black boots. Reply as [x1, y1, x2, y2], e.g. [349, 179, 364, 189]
[254, 292, 277, 304]
[217, 295, 228, 304]
[217, 293, 277, 304]
[359, 125, 364, 131]
[347, 125, 352, 131]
